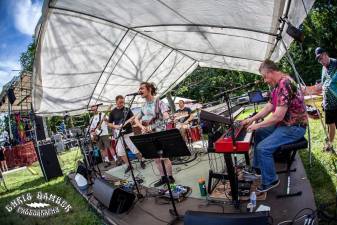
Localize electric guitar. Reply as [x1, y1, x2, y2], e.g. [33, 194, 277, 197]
[91, 105, 113, 142]
[141, 119, 167, 134]
[113, 116, 136, 138]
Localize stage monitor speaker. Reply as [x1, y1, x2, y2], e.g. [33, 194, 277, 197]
[7, 88, 16, 104]
[37, 143, 63, 181]
[184, 211, 269, 225]
[35, 116, 46, 141]
[93, 178, 135, 214]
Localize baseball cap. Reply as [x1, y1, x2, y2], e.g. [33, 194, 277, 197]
[315, 47, 326, 60]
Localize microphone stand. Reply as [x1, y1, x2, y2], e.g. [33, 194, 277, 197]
[83, 117, 102, 179]
[114, 94, 143, 199]
[214, 81, 257, 99]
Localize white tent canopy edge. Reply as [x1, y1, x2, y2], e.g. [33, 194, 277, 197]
[33, 0, 315, 115]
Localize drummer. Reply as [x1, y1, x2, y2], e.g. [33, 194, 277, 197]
[174, 100, 194, 141]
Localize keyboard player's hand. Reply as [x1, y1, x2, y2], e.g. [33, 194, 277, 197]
[241, 117, 254, 127]
[247, 123, 259, 132]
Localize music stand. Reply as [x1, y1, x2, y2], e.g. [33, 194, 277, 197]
[130, 129, 191, 225]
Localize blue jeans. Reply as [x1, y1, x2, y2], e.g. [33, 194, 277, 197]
[253, 125, 306, 185]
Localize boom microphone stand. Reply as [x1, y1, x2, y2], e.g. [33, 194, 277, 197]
[114, 94, 143, 199]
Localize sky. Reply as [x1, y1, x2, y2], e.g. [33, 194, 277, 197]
[0, 0, 42, 88]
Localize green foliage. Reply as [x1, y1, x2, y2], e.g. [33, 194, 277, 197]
[19, 39, 36, 74]
[279, 0, 337, 85]
[173, 67, 268, 103]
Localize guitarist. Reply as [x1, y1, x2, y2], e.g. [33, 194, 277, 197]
[108, 95, 146, 174]
[134, 82, 175, 187]
[89, 105, 114, 167]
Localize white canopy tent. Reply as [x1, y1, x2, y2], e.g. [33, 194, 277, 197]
[33, 0, 315, 115]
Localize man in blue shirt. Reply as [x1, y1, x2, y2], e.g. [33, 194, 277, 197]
[314, 47, 337, 151]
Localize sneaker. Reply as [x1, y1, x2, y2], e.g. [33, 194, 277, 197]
[104, 161, 111, 168]
[140, 161, 146, 169]
[242, 167, 261, 177]
[115, 159, 123, 166]
[154, 177, 167, 187]
[168, 176, 175, 184]
[324, 145, 334, 152]
[124, 165, 133, 174]
[256, 179, 280, 193]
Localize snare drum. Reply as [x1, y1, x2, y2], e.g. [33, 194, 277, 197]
[186, 126, 202, 142]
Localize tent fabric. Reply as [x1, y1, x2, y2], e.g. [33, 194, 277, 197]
[33, 0, 315, 115]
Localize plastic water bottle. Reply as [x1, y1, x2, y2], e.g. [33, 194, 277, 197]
[250, 191, 256, 208]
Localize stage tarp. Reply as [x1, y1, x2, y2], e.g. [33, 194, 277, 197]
[33, 0, 315, 115]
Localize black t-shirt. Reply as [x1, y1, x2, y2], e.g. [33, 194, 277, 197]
[109, 107, 134, 134]
[175, 107, 192, 123]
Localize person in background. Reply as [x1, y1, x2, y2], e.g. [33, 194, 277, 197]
[305, 48, 337, 151]
[174, 100, 194, 141]
[0, 146, 8, 172]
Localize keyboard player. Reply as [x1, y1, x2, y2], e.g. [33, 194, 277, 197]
[241, 59, 308, 193]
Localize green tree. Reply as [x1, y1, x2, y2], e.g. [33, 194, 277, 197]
[19, 39, 36, 74]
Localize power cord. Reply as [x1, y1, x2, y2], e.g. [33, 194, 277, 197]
[277, 207, 316, 225]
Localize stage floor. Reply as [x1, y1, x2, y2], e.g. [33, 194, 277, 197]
[69, 147, 316, 225]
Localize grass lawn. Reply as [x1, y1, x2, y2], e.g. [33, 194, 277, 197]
[0, 148, 102, 225]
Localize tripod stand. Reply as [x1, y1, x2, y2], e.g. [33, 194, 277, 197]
[131, 129, 191, 224]
[79, 124, 103, 180]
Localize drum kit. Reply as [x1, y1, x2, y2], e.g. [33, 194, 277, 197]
[166, 110, 203, 147]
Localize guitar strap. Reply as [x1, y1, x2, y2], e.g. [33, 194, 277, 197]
[94, 112, 102, 130]
[154, 98, 163, 121]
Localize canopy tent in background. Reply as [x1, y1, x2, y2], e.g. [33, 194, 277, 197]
[33, 0, 315, 115]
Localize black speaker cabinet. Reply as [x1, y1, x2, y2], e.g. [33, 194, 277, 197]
[184, 211, 269, 225]
[93, 178, 135, 214]
[37, 143, 63, 181]
[35, 116, 46, 141]
[7, 88, 16, 104]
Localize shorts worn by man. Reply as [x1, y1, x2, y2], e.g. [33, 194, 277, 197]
[242, 59, 308, 193]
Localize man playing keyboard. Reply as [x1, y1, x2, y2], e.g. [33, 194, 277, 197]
[241, 59, 308, 193]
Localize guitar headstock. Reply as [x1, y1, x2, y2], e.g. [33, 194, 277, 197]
[108, 104, 113, 111]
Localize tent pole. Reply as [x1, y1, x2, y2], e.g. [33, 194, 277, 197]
[281, 39, 316, 167]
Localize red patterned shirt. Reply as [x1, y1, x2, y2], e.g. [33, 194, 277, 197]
[270, 76, 308, 126]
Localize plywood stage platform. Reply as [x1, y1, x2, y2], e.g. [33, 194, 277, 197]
[69, 148, 316, 225]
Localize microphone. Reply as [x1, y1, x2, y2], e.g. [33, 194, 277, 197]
[125, 92, 141, 96]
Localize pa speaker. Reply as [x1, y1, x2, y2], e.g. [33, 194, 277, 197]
[37, 143, 63, 181]
[184, 211, 269, 225]
[93, 178, 135, 214]
[7, 88, 16, 104]
[35, 116, 46, 141]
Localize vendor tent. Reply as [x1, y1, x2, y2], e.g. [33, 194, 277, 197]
[33, 0, 315, 115]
